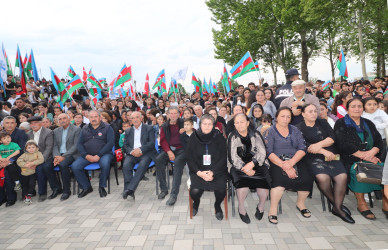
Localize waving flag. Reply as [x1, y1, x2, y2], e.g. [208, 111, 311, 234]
[68, 65, 76, 79]
[82, 67, 87, 82]
[114, 64, 132, 88]
[50, 67, 68, 103]
[15, 45, 27, 94]
[0, 49, 7, 93]
[222, 64, 232, 92]
[203, 78, 210, 94]
[23, 53, 28, 68]
[230, 51, 255, 80]
[337, 50, 348, 79]
[98, 78, 106, 85]
[172, 66, 188, 81]
[384, 87, 388, 96]
[66, 75, 84, 99]
[90, 87, 100, 105]
[25, 53, 33, 78]
[152, 69, 165, 90]
[168, 80, 175, 97]
[2, 44, 13, 76]
[192, 73, 201, 93]
[144, 73, 150, 96]
[87, 74, 103, 89]
[30, 49, 39, 81]
[322, 80, 331, 90]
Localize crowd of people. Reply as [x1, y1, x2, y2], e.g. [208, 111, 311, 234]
[0, 69, 388, 225]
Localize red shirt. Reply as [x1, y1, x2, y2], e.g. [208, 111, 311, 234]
[160, 123, 183, 152]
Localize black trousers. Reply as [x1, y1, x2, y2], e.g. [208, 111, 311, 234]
[6, 162, 20, 182]
[20, 174, 36, 197]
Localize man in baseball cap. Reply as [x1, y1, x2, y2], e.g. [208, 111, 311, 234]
[274, 68, 301, 109]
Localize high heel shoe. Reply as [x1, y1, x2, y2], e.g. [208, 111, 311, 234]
[255, 206, 264, 221]
[239, 212, 251, 224]
[332, 210, 355, 224]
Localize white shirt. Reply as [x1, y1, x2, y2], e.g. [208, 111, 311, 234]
[33, 127, 42, 145]
[362, 110, 388, 139]
[133, 123, 142, 149]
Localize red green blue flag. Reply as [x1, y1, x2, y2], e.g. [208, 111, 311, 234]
[87, 73, 103, 89]
[30, 49, 39, 81]
[15, 45, 27, 94]
[192, 73, 201, 93]
[68, 65, 76, 79]
[2, 44, 13, 76]
[337, 50, 348, 79]
[230, 51, 255, 80]
[322, 80, 331, 90]
[152, 69, 165, 90]
[66, 75, 84, 99]
[222, 64, 232, 92]
[114, 64, 132, 88]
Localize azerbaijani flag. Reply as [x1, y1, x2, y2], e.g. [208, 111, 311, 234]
[25, 53, 33, 78]
[50, 67, 67, 103]
[222, 64, 232, 92]
[66, 75, 84, 100]
[384, 87, 388, 96]
[68, 65, 76, 79]
[30, 49, 39, 81]
[152, 69, 165, 90]
[168, 80, 175, 97]
[192, 73, 201, 93]
[322, 80, 331, 90]
[87, 73, 103, 89]
[203, 78, 210, 94]
[230, 51, 255, 80]
[337, 50, 348, 79]
[144, 73, 150, 96]
[15, 45, 27, 94]
[114, 64, 132, 88]
[241, 61, 259, 77]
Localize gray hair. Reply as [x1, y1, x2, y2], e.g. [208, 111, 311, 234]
[199, 114, 215, 127]
[167, 106, 179, 113]
[3, 116, 16, 122]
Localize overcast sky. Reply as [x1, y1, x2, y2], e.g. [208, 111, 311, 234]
[1, 0, 376, 93]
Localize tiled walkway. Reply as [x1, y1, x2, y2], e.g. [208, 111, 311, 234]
[1, 169, 388, 249]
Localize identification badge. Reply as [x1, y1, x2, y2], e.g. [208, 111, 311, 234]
[203, 155, 211, 165]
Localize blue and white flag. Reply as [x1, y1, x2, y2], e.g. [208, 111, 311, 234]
[172, 66, 188, 81]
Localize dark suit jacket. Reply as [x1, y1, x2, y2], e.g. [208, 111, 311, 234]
[53, 124, 81, 159]
[122, 123, 156, 160]
[27, 127, 54, 161]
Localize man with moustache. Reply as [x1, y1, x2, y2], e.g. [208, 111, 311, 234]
[71, 110, 114, 198]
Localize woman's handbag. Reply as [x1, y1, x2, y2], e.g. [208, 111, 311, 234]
[354, 162, 383, 185]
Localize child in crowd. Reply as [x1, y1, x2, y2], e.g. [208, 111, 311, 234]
[16, 140, 44, 205]
[119, 121, 131, 148]
[180, 118, 194, 149]
[0, 132, 21, 191]
[258, 114, 272, 135]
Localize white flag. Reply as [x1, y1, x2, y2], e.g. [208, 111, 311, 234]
[172, 66, 188, 81]
[0, 51, 7, 83]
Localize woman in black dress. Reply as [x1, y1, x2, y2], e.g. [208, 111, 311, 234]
[185, 114, 228, 220]
[228, 113, 270, 224]
[264, 107, 313, 224]
[297, 104, 354, 224]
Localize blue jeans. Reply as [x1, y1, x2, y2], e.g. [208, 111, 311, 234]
[71, 154, 113, 190]
[122, 154, 152, 192]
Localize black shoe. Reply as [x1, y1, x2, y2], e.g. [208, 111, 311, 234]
[60, 193, 71, 201]
[38, 195, 47, 202]
[5, 200, 16, 207]
[268, 215, 278, 224]
[48, 189, 63, 200]
[142, 176, 149, 181]
[166, 196, 177, 206]
[122, 190, 129, 200]
[341, 205, 351, 216]
[158, 191, 168, 200]
[99, 187, 107, 198]
[332, 210, 355, 224]
[193, 208, 198, 217]
[78, 187, 93, 198]
[215, 211, 223, 221]
[127, 190, 135, 201]
[239, 211, 251, 224]
[0, 200, 6, 206]
[255, 206, 264, 221]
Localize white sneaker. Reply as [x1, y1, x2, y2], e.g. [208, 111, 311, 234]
[23, 196, 32, 205]
[14, 182, 21, 191]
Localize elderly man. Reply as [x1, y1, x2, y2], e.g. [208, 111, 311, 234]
[274, 68, 301, 108]
[0, 116, 28, 206]
[121, 112, 156, 200]
[53, 114, 81, 200]
[280, 80, 320, 125]
[71, 110, 114, 198]
[193, 105, 203, 125]
[27, 116, 61, 201]
[156, 106, 186, 206]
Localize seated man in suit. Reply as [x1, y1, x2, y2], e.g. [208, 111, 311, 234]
[71, 110, 114, 198]
[53, 113, 81, 201]
[27, 116, 60, 202]
[122, 112, 156, 200]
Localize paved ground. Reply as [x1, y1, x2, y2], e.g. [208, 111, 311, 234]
[1, 168, 388, 250]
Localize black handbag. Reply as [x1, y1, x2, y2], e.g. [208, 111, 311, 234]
[355, 162, 383, 185]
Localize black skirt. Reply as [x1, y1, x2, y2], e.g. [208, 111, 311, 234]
[304, 157, 346, 177]
[269, 161, 314, 192]
[230, 167, 270, 189]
